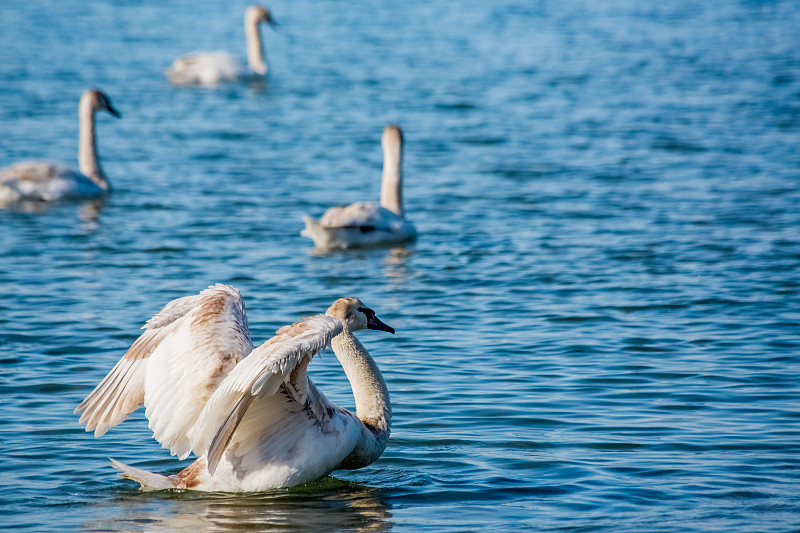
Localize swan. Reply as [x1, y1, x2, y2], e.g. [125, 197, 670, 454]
[74, 284, 394, 492]
[165, 5, 275, 86]
[0, 89, 120, 204]
[302, 125, 417, 250]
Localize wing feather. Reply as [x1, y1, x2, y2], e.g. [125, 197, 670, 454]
[92, 359, 144, 434]
[205, 392, 256, 474]
[75, 356, 147, 436]
[192, 314, 342, 473]
[75, 284, 254, 458]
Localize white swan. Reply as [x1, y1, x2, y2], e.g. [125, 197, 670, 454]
[75, 284, 394, 492]
[0, 90, 120, 204]
[165, 5, 275, 86]
[302, 125, 417, 250]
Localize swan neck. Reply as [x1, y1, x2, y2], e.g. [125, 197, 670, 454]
[380, 142, 404, 217]
[332, 328, 391, 439]
[245, 15, 267, 74]
[78, 97, 109, 190]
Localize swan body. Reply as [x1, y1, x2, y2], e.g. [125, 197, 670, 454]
[0, 90, 120, 204]
[302, 125, 417, 250]
[166, 5, 274, 86]
[75, 284, 394, 492]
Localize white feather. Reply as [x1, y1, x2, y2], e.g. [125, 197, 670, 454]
[190, 315, 341, 456]
[75, 284, 253, 457]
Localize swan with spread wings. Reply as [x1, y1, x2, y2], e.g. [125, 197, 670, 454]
[75, 285, 394, 491]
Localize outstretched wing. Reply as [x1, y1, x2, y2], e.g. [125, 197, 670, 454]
[189, 314, 344, 474]
[75, 284, 254, 459]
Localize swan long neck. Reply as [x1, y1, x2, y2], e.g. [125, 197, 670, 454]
[78, 96, 109, 190]
[332, 328, 391, 446]
[245, 13, 267, 74]
[380, 135, 404, 217]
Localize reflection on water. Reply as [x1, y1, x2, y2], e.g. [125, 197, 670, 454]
[87, 479, 392, 532]
[383, 247, 413, 275]
[0, 197, 106, 223]
[77, 199, 107, 224]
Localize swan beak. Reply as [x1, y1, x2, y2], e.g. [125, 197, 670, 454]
[367, 314, 395, 334]
[262, 10, 277, 28]
[107, 104, 121, 119]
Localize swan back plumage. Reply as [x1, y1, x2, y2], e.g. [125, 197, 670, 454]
[0, 164, 92, 203]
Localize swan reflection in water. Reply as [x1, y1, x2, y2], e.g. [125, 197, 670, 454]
[86, 478, 392, 532]
[383, 247, 414, 279]
[0, 198, 107, 232]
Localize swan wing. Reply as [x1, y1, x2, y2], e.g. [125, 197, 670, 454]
[74, 284, 254, 459]
[190, 314, 344, 474]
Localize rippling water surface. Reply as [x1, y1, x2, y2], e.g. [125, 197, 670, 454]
[2, 0, 800, 531]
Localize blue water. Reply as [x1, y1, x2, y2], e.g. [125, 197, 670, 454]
[2, 0, 800, 530]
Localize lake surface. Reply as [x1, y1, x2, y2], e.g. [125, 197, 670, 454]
[2, 0, 800, 530]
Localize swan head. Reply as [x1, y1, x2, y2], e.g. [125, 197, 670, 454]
[246, 4, 275, 27]
[82, 89, 121, 119]
[327, 298, 395, 334]
[381, 124, 404, 154]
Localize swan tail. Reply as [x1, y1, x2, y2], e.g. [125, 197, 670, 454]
[109, 458, 179, 491]
[301, 216, 334, 248]
[301, 215, 320, 236]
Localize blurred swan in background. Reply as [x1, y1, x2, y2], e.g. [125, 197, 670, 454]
[0, 89, 120, 204]
[75, 285, 395, 492]
[166, 5, 275, 86]
[302, 125, 417, 250]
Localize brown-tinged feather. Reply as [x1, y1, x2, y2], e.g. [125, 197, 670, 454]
[175, 457, 208, 489]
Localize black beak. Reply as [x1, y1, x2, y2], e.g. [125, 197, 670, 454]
[107, 104, 121, 119]
[367, 313, 395, 334]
